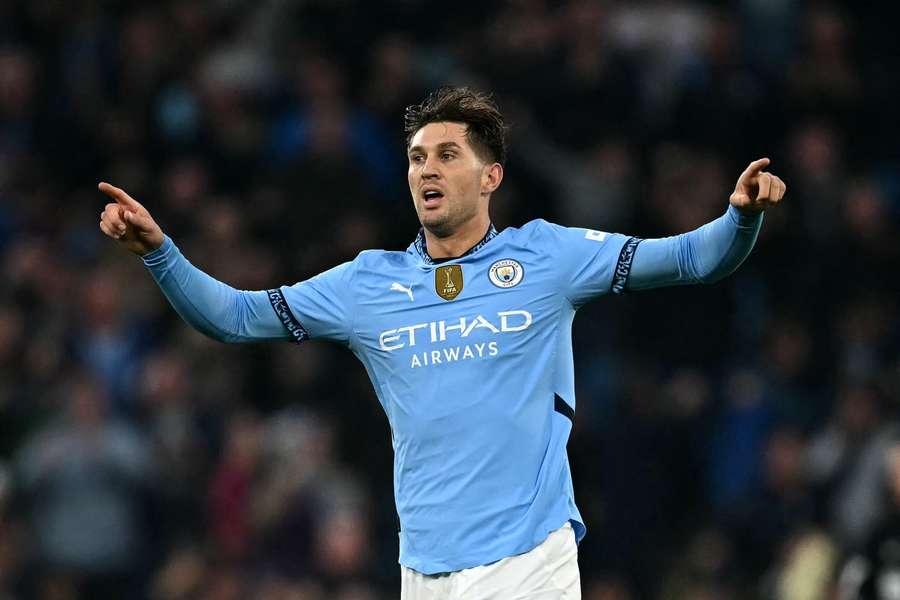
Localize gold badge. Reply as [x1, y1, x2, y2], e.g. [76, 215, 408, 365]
[435, 264, 463, 301]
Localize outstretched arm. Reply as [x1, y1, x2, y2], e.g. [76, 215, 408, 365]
[626, 158, 786, 291]
[98, 183, 287, 343]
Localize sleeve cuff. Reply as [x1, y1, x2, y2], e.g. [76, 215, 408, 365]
[727, 204, 764, 228]
[141, 236, 175, 266]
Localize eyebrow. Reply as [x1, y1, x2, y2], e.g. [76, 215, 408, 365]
[408, 141, 463, 155]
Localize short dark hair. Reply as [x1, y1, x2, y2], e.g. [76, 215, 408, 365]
[404, 87, 507, 165]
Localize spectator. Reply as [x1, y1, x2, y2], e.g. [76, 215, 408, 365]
[16, 372, 153, 598]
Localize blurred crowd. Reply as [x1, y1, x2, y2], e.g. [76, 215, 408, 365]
[1, 1, 898, 598]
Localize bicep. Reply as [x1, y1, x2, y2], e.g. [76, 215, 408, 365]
[626, 236, 685, 291]
[230, 289, 295, 341]
[278, 260, 356, 345]
[542, 221, 634, 306]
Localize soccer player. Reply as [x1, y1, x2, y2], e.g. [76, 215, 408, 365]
[99, 87, 785, 599]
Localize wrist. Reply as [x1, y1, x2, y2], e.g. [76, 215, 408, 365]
[727, 204, 764, 226]
[141, 235, 173, 263]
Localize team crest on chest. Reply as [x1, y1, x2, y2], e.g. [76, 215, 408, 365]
[488, 259, 524, 288]
[435, 264, 464, 301]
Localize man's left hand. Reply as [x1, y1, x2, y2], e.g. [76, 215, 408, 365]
[730, 157, 787, 215]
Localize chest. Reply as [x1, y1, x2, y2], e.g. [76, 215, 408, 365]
[351, 255, 561, 369]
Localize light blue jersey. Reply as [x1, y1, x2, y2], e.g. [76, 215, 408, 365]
[142, 205, 762, 574]
[273, 220, 635, 573]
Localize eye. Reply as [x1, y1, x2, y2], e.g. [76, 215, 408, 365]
[409, 154, 424, 163]
[441, 152, 454, 160]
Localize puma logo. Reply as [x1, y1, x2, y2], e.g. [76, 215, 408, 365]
[390, 282, 414, 302]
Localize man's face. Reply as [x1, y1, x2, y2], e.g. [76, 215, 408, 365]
[407, 121, 492, 237]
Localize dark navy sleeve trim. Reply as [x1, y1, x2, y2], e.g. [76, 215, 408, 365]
[611, 236, 643, 295]
[554, 393, 575, 422]
[267, 288, 310, 344]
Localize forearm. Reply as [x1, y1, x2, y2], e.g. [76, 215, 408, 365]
[142, 236, 287, 342]
[626, 205, 763, 291]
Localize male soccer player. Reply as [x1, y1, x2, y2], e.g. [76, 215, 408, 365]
[99, 87, 785, 599]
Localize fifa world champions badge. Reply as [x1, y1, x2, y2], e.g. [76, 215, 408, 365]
[489, 259, 524, 288]
[435, 265, 464, 300]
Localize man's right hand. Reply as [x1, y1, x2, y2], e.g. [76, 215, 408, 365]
[98, 182, 165, 256]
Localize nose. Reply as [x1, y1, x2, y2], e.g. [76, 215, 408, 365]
[422, 155, 440, 180]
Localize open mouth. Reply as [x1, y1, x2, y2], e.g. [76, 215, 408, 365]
[422, 189, 444, 207]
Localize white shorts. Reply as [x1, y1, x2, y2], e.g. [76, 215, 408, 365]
[400, 521, 581, 600]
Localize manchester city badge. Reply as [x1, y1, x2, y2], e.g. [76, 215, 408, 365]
[488, 259, 524, 288]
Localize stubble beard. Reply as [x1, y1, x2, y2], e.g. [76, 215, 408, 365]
[421, 211, 454, 238]
[420, 200, 478, 239]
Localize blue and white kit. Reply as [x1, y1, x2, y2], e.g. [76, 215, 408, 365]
[142, 205, 762, 574]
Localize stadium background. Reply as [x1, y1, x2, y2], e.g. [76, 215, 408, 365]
[1, 1, 898, 598]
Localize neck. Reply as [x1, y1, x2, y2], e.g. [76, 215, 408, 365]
[424, 212, 492, 259]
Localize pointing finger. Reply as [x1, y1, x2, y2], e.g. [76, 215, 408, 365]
[740, 157, 771, 182]
[98, 182, 142, 210]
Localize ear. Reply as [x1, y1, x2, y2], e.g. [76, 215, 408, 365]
[481, 162, 504, 195]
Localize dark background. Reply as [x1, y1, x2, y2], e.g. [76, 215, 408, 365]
[1, 1, 898, 599]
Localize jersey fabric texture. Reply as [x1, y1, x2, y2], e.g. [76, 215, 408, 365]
[271, 220, 632, 574]
[141, 206, 763, 575]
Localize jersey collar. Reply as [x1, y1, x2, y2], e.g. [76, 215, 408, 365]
[412, 224, 499, 265]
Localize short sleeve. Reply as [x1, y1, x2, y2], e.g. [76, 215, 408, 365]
[268, 260, 355, 345]
[536, 221, 640, 307]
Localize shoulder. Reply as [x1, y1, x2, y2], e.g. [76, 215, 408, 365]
[504, 220, 630, 265]
[502, 218, 563, 243]
[336, 249, 412, 281]
[351, 249, 410, 269]
[311, 247, 419, 283]
[512, 218, 557, 234]
[287, 249, 409, 305]
[504, 219, 601, 245]
[507, 218, 608, 237]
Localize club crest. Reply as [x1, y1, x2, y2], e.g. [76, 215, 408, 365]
[488, 259, 524, 289]
[435, 264, 464, 301]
